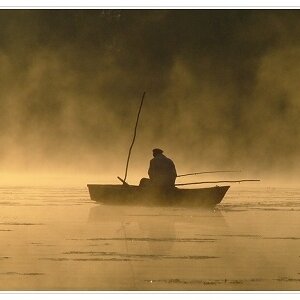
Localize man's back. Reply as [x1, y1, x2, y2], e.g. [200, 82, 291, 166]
[148, 153, 177, 188]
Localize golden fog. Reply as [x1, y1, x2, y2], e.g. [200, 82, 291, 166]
[0, 10, 300, 186]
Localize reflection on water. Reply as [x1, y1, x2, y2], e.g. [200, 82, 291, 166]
[0, 186, 300, 290]
[89, 205, 226, 256]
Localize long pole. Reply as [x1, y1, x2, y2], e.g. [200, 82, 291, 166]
[177, 170, 241, 177]
[175, 179, 260, 186]
[122, 91, 146, 183]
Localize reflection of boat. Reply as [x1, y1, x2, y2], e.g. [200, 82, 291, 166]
[88, 204, 228, 254]
[87, 184, 230, 208]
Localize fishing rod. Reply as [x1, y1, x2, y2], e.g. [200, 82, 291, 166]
[119, 91, 146, 185]
[177, 170, 241, 178]
[175, 179, 260, 186]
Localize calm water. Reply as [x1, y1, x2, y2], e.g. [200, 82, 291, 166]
[0, 185, 300, 291]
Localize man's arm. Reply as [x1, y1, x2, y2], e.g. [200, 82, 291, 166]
[169, 159, 177, 177]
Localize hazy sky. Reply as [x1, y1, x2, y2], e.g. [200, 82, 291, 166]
[0, 10, 299, 182]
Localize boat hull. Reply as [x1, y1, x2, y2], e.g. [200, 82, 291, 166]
[87, 184, 230, 207]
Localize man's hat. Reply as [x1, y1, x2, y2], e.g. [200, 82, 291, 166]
[153, 148, 163, 155]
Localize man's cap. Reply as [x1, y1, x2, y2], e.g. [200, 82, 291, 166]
[152, 148, 163, 155]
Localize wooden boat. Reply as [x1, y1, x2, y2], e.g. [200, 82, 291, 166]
[85, 94, 245, 208]
[87, 184, 230, 207]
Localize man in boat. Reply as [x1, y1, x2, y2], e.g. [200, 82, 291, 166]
[140, 148, 177, 189]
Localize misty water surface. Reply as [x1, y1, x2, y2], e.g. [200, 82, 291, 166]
[0, 185, 300, 291]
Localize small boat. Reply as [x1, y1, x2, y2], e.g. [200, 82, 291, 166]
[86, 94, 254, 207]
[87, 184, 230, 208]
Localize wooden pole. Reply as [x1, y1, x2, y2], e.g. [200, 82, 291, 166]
[175, 179, 260, 186]
[122, 91, 146, 184]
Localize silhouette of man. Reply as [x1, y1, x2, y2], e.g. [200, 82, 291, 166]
[140, 148, 177, 189]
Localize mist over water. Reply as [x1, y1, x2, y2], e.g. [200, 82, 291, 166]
[1, 185, 300, 291]
[0, 10, 300, 291]
[0, 10, 300, 185]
